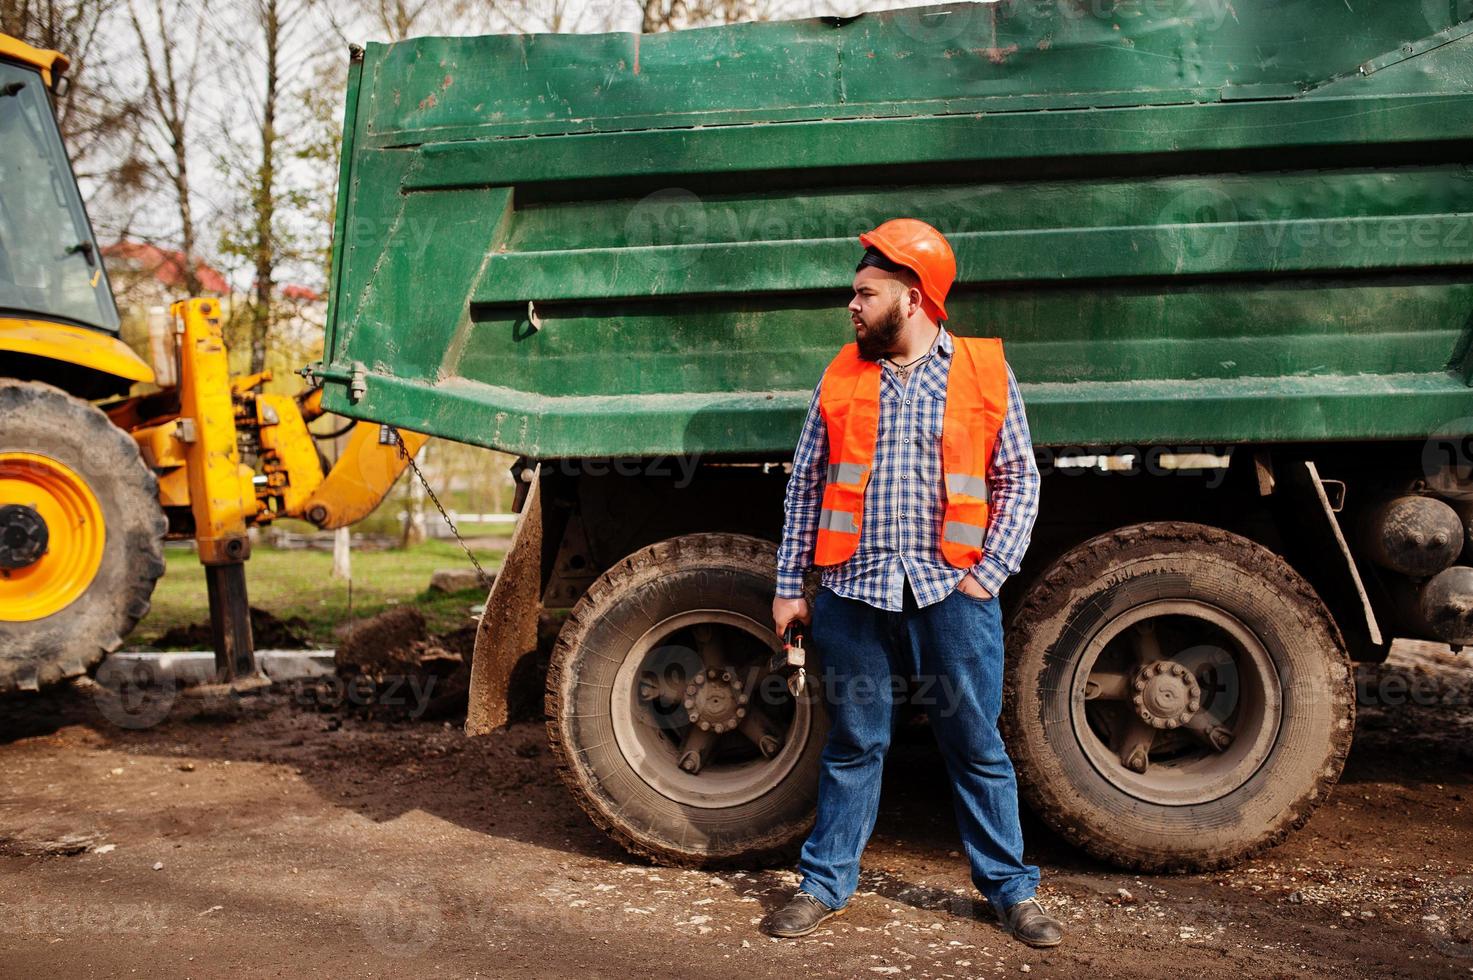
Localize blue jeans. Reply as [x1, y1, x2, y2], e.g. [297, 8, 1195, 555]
[797, 579, 1040, 913]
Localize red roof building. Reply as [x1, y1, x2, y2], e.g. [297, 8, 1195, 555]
[103, 241, 229, 295]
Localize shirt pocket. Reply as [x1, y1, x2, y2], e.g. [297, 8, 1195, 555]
[918, 388, 946, 451]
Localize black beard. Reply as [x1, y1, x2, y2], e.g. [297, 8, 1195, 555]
[855, 298, 904, 361]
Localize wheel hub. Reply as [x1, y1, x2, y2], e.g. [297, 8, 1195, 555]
[0, 452, 106, 621]
[612, 609, 812, 810]
[684, 668, 748, 733]
[0, 504, 48, 570]
[1132, 660, 1202, 729]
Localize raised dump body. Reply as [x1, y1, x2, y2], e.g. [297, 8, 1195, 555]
[315, 3, 1473, 874]
[319, 2, 1473, 458]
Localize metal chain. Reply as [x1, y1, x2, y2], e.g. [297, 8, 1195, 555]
[392, 428, 494, 590]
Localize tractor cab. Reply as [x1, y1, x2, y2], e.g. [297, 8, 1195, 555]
[0, 35, 145, 400]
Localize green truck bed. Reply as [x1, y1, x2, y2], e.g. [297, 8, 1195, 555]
[317, 1, 1473, 457]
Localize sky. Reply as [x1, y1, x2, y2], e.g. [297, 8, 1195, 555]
[86, 0, 936, 294]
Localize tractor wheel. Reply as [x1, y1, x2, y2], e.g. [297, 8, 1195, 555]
[547, 533, 827, 867]
[1002, 521, 1355, 872]
[0, 380, 167, 692]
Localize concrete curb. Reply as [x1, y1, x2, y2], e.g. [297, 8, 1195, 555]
[109, 650, 336, 685]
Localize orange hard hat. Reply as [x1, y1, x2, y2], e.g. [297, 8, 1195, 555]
[858, 218, 956, 321]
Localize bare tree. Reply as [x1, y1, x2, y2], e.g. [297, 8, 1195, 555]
[245, 0, 282, 374]
[639, 0, 766, 33]
[216, 0, 316, 375]
[127, 0, 210, 294]
[364, 0, 437, 37]
[2, 0, 148, 224]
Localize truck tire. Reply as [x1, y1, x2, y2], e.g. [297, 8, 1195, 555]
[547, 533, 826, 867]
[1002, 521, 1354, 872]
[0, 381, 167, 692]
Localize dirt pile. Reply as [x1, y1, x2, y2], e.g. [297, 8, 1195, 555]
[152, 607, 311, 649]
[325, 607, 475, 719]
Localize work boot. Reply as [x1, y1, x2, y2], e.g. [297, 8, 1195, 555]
[762, 891, 845, 938]
[996, 897, 1064, 948]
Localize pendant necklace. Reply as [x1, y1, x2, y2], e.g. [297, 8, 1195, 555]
[885, 326, 942, 383]
[890, 357, 926, 384]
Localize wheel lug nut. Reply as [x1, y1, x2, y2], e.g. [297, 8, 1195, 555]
[736, 707, 746, 718]
[707, 669, 717, 679]
[683, 699, 694, 709]
[699, 720, 711, 731]
[737, 694, 748, 705]
[695, 674, 706, 685]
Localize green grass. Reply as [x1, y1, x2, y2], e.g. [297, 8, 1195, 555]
[128, 539, 505, 650]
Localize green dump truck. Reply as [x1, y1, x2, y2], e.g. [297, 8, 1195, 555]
[311, 1, 1473, 872]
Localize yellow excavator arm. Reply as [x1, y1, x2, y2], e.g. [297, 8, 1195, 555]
[250, 378, 429, 530]
[111, 299, 429, 539]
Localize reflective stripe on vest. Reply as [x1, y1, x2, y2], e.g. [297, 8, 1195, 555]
[813, 334, 1010, 569]
[819, 508, 859, 534]
[944, 473, 989, 502]
[826, 462, 869, 485]
[942, 521, 986, 548]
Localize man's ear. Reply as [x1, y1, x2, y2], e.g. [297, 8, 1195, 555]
[908, 285, 924, 318]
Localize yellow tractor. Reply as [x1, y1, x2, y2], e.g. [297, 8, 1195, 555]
[0, 35, 425, 692]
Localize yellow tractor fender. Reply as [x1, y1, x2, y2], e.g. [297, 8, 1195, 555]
[0, 317, 155, 386]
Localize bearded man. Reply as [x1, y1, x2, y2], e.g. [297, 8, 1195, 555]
[765, 218, 1062, 949]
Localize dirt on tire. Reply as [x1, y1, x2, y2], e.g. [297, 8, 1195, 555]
[0, 381, 166, 692]
[546, 532, 826, 869]
[1003, 521, 1356, 873]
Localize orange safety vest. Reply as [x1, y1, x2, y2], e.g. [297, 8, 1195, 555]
[814, 335, 1009, 568]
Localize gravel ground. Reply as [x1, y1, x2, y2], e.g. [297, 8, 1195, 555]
[0, 642, 1468, 979]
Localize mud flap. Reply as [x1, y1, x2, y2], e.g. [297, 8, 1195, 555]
[465, 463, 543, 735]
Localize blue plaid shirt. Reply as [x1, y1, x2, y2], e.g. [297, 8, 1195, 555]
[775, 326, 1040, 612]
